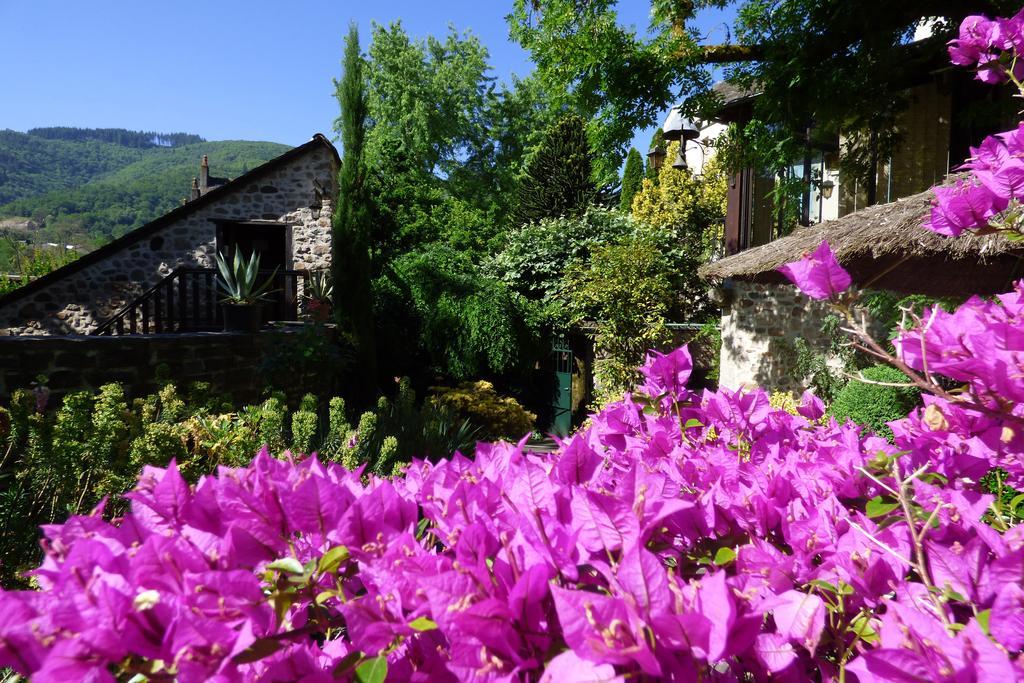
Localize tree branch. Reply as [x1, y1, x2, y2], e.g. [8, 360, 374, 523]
[695, 43, 766, 64]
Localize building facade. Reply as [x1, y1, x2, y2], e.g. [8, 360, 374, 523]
[0, 135, 338, 336]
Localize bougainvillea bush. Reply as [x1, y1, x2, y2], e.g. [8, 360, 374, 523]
[6, 11, 1024, 682]
[2, 315, 1024, 681]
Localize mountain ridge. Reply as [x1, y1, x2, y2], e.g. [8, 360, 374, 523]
[0, 128, 292, 248]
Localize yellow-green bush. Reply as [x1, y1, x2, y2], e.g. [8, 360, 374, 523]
[769, 391, 799, 415]
[429, 381, 536, 441]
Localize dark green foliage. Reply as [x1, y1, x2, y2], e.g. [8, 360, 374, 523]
[333, 23, 378, 406]
[829, 365, 921, 441]
[26, 127, 203, 148]
[344, 22, 564, 395]
[513, 114, 596, 226]
[374, 243, 542, 381]
[494, 207, 635, 305]
[619, 148, 644, 211]
[336, 377, 481, 476]
[258, 322, 352, 400]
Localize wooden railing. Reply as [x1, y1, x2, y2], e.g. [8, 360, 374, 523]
[92, 267, 310, 336]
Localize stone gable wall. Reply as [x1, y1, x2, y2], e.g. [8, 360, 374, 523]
[718, 281, 836, 392]
[0, 144, 337, 336]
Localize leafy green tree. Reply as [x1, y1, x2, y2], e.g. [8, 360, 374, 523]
[564, 237, 674, 402]
[374, 243, 541, 381]
[362, 22, 557, 260]
[509, 0, 1019, 190]
[619, 147, 644, 211]
[333, 23, 377, 404]
[493, 206, 635, 305]
[512, 114, 596, 226]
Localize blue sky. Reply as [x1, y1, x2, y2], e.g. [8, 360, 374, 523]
[0, 1, 734, 155]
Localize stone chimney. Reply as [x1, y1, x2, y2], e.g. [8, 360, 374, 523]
[190, 177, 200, 201]
[199, 155, 210, 195]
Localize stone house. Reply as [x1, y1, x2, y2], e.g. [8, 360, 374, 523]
[699, 177, 1024, 390]
[0, 134, 339, 336]
[668, 28, 1018, 390]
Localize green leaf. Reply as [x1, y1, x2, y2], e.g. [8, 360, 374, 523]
[849, 614, 878, 644]
[683, 418, 704, 430]
[267, 557, 305, 575]
[712, 547, 736, 565]
[416, 517, 431, 539]
[865, 496, 899, 519]
[318, 545, 350, 575]
[977, 609, 991, 635]
[409, 616, 438, 631]
[808, 579, 840, 594]
[356, 655, 388, 683]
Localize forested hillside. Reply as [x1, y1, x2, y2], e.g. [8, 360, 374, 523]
[0, 130, 148, 204]
[0, 129, 290, 247]
[26, 127, 203, 148]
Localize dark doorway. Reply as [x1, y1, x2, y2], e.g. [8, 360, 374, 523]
[217, 221, 288, 271]
[215, 221, 294, 322]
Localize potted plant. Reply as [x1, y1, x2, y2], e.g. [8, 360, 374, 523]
[302, 270, 333, 323]
[215, 249, 278, 332]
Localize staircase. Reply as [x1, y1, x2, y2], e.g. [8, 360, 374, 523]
[92, 267, 310, 336]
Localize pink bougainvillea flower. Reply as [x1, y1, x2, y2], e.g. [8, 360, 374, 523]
[777, 241, 851, 300]
[948, 14, 1002, 67]
[924, 180, 1008, 236]
[638, 346, 693, 401]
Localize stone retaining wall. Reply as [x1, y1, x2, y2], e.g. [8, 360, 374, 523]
[0, 330, 319, 403]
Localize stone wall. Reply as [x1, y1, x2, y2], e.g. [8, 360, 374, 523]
[718, 281, 837, 392]
[0, 329, 324, 404]
[0, 142, 337, 336]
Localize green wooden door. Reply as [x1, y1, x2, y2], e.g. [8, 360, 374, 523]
[552, 336, 573, 436]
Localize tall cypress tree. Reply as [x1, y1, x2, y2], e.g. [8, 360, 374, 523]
[513, 114, 596, 226]
[333, 23, 377, 404]
[619, 147, 643, 212]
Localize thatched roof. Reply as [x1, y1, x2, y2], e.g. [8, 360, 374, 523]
[699, 176, 1024, 296]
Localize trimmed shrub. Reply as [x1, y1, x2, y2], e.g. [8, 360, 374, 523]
[829, 364, 920, 440]
[429, 381, 536, 442]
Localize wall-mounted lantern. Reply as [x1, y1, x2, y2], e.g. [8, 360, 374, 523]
[820, 179, 836, 200]
[647, 145, 667, 170]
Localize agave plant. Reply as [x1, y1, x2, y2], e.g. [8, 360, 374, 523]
[303, 270, 333, 304]
[301, 270, 333, 321]
[214, 249, 278, 305]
